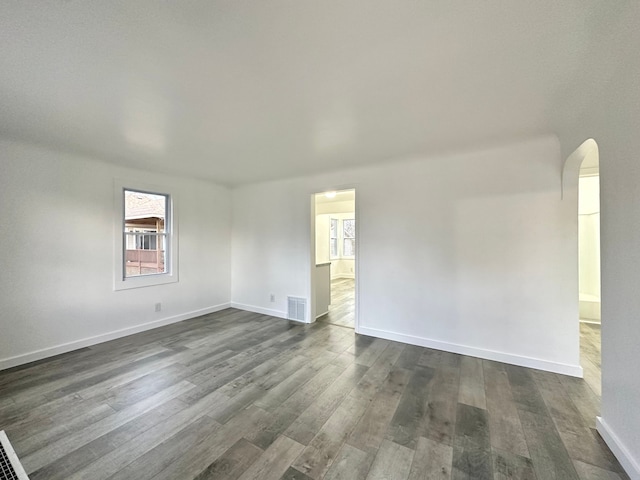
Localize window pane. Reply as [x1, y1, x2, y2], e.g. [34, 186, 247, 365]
[344, 238, 355, 256]
[330, 238, 337, 257]
[124, 190, 168, 277]
[330, 218, 338, 238]
[343, 219, 355, 238]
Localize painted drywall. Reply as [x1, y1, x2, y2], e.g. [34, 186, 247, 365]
[316, 201, 355, 215]
[0, 139, 231, 368]
[594, 40, 640, 480]
[551, 4, 640, 475]
[315, 214, 331, 264]
[579, 175, 600, 215]
[331, 258, 355, 279]
[597, 120, 640, 476]
[578, 213, 601, 319]
[231, 135, 581, 375]
[578, 176, 600, 320]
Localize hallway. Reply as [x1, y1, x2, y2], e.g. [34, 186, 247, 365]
[580, 322, 601, 398]
[318, 278, 355, 329]
[318, 279, 604, 400]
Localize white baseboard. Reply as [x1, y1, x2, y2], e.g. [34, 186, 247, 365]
[230, 302, 287, 320]
[579, 319, 602, 325]
[0, 303, 231, 371]
[597, 417, 640, 479]
[358, 326, 584, 377]
[331, 273, 355, 280]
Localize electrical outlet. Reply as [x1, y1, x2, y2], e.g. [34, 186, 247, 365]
[270, 294, 275, 302]
[155, 302, 162, 312]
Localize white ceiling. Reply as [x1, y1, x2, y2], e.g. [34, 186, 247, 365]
[315, 190, 355, 205]
[0, 2, 606, 185]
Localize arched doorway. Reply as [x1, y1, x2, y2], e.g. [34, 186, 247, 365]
[563, 138, 601, 396]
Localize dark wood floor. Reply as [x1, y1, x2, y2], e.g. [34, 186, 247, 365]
[580, 322, 601, 399]
[0, 309, 626, 480]
[318, 278, 355, 329]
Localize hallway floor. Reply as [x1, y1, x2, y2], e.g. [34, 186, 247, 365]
[319, 281, 604, 400]
[580, 322, 601, 398]
[318, 278, 355, 329]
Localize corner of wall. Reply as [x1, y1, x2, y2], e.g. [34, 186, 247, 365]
[596, 417, 640, 480]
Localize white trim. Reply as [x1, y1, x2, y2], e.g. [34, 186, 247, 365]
[0, 303, 230, 371]
[331, 273, 355, 280]
[597, 417, 640, 479]
[0, 430, 29, 480]
[113, 179, 179, 291]
[579, 319, 602, 325]
[230, 302, 288, 320]
[358, 326, 584, 377]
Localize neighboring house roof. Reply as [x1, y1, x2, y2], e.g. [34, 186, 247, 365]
[125, 191, 165, 221]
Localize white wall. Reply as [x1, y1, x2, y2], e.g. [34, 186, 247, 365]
[578, 176, 600, 303]
[315, 214, 331, 264]
[331, 258, 355, 279]
[316, 201, 355, 215]
[551, 5, 640, 475]
[592, 23, 640, 477]
[0, 139, 231, 368]
[231, 135, 581, 376]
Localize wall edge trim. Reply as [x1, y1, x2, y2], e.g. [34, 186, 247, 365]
[230, 302, 288, 320]
[330, 274, 355, 280]
[0, 303, 231, 371]
[358, 326, 584, 377]
[597, 417, 640, 480]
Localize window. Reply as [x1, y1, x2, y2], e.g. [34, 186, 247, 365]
[114, 180, 178, 290]
[343, 219, 355, 256]
[123, 190, 168, 277]
[330, 218, 338, 258]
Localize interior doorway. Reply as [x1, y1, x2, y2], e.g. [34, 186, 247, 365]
[312, 189, 356, 329]
[578, 154, 601, 396]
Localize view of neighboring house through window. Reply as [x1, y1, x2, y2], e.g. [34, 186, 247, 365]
[124, 189, 168, 277]
[343, 219, 355, 257]
[330, 218, 338, 258]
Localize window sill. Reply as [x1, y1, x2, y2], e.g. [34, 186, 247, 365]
[114, 272, 178, 291]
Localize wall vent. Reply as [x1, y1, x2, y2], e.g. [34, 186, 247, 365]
[287, 296, 307, 322]
[0, 431, 29, 480]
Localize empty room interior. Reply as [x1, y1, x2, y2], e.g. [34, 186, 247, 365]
[1, 2, 639, 480]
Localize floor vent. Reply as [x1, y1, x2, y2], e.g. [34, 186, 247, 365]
[0, 431, 29, 480]
[287, 296, 307, 322]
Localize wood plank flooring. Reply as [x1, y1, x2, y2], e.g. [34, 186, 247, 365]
[0, 309, 626, 479]
[580, 322, 601, 398]
[318, 278, 355, 329]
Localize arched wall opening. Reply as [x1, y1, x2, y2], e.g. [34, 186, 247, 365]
[563, 138, 601, 396]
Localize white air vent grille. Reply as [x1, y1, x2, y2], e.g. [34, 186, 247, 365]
[0, 431, 29, 480]
[287, 296, 307, 322]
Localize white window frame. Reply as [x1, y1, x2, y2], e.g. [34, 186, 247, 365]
[329, 218, 339, 259]
[342, 218, 355, 258]
[113, 179, 179, 290]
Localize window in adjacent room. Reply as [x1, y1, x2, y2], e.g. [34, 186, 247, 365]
[343, 218, 355, 257]
[330, 218, 338, 258]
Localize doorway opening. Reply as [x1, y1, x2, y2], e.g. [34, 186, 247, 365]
[578, 149, 601, 396]
[565, 138, 601, 396]
[311, 189, 357, 329]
